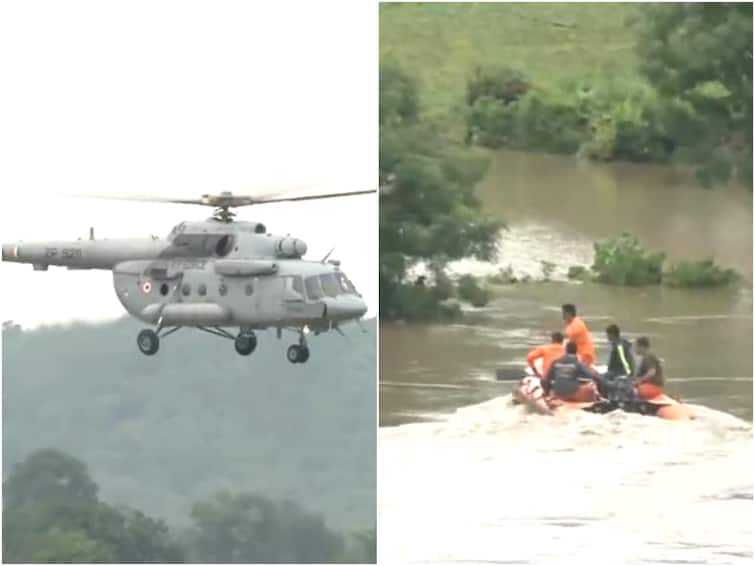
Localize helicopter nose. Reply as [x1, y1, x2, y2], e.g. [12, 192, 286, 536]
[324, 296, 368, 321]
[354, 298, 367, 318]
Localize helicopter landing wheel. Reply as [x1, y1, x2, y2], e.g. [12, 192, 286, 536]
[287, 344, 310, 364]
[234, 332, 258, 356]
[137, 329, 159, 356]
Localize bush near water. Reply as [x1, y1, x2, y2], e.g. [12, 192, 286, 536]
[590, 233, 738, 288]
[380, 61, 502, 321]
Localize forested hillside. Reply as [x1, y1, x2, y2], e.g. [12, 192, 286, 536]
[3, 317, 376, 532]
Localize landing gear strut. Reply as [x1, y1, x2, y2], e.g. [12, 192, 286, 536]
[135, 323, 310, 362]
[287, 329, 310, 364]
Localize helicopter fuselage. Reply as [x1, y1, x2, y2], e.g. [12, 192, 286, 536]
[113, 257, 366, 330]
[1, 217, 367, 361]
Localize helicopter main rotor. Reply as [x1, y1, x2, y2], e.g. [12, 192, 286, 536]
[72, 189, 377, 223]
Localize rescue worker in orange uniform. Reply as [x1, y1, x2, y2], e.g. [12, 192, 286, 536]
[561, 303, 596, 367]
[526, 332, 565, 389]
[634, 336, 664, 400]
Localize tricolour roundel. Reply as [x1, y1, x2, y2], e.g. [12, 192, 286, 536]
[141, 279, 153, 294]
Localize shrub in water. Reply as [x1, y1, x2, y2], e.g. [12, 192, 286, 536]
[665, 259, 738, 288]
[592, 233, 665, 286]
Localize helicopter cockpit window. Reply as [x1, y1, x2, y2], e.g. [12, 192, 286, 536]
[304, 276, 323, 301]
[336, 273, 357, 295]
[167, 222, 185, 241]
[319, 273, 340, 297]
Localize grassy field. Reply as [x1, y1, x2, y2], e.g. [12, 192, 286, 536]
[380, 3, 643, 124]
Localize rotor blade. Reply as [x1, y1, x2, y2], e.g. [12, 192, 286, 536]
[250, 189, 377, 205]
[66, 188, 377, 208]
[67, 194, 207, 206]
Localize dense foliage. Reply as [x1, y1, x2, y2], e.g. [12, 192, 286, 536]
[188, 492, 347, 563]
[3, 317, 375, 533]
[590, 233, 738, 289]
[592, 233, 666, 286]
[3, 449, 375, 563]
[665, 259, 739, 289]
[466, 71, 674, 164]
[380, 61, 502, 320]
[3, 449, 185, 563]
[636, 2, 752, 186]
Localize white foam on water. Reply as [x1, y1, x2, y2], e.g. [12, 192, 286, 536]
[379, 397, 753, 565]
[406, 223, 594, 285]
[447, 224, 594, 282]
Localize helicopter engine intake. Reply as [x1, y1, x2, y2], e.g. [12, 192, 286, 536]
[275, 237, 307, 258]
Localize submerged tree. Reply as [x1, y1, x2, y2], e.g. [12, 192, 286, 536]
[380, 60, 503, 320]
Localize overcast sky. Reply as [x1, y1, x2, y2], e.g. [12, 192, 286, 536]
[0, 1, 376, 329]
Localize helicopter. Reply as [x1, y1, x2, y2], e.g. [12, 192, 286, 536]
[1, 190, 374, 363]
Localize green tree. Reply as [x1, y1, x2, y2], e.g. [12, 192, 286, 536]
[189, 491, 344, 563]
[3, 449, 185, 563]
[4, 525, 115, 564]
[636, 3, 753, 186]
[380, 61, 503, 320]
[3, 448, 98, 508]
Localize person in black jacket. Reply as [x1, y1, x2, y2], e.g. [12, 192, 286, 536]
[545, 341, 598, 402]
[604, 324, 635, 378]
[596, 324, 636, 400]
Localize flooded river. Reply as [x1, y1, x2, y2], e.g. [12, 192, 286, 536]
[379, 151, 753, 564]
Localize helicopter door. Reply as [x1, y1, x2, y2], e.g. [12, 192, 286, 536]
[254, 275, 285, 324]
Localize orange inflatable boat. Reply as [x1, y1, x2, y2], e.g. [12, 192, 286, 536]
[513, 365, 692, 420]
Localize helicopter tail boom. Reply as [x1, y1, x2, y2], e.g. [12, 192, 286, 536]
[2, 239, 169, 270]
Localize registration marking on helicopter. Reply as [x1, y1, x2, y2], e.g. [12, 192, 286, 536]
[62, 248, 82, 258]
[169, 259, 208, 269]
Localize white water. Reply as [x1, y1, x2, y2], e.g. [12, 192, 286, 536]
[406, 222, 594, 287]
[379, 397, 753, 565]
